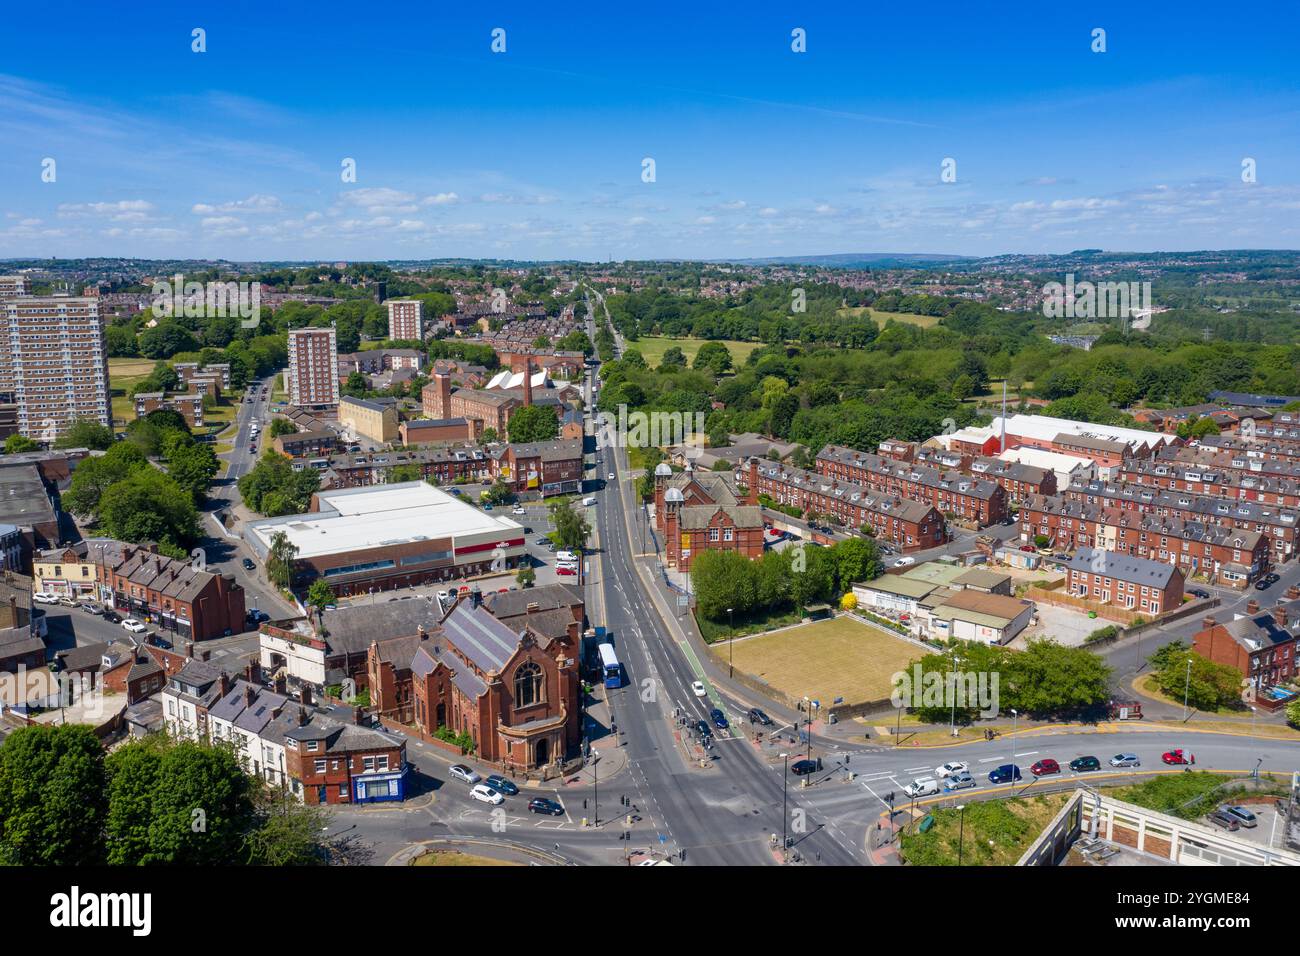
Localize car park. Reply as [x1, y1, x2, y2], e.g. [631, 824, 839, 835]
[1069, 755, 1101, 772]
[1030, 758, 1060, 777]
[988, 764, 1022, 784]
[449, 764, 481, 785]
[528, 797, 564, 816]
[121, 618, 147, 633]
[691, 681, 707, 697]
[943, 772, 976, 792]
[1109, 753, 1141, 768]
[935, 761, 969, 778]
[1161, 749, 1191, 765]
[1221, 805, 1257, 828]
[1207, 808, 1241, 831]
[710, 708, 729, 730]
[748, 707, 772, 726]
[485, 774, 519, 796]
[790, 758, 822, 776]
[904, 777, 940, 798]
[470, 784, 504, 805]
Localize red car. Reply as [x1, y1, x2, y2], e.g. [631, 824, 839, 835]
[1030, 758, 1060, 777]
[1019, 544, 1037, 553]
[556, 566, 577, 576]
[1162, 749, 1191, 765]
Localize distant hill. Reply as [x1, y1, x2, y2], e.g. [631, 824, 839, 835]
[711, 252, 971, 268]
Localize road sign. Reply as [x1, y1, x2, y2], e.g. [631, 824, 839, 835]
[677, 595, 689, 607]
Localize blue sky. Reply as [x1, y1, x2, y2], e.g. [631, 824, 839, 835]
[2, 1, 1298, 261]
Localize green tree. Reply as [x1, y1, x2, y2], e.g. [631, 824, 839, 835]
[265, 531, 299, 589]
[142, 741, 255, 864]
[830, 536, 880, 590]
[63, 441, 148, 518]
[54, 419, 115, 451]
[1003, 640, 1113, 717]
[549, 501, 591, 552]
[3, 434, 40, 453]
[268, 418, 298, 439]
[243, 788, 329, 865]
[306, 579, 336, 614]
[658, 345, 687, 370]
[693, 341, 733, 376]
[0, 724, 108, 865]
[167, 440, 220, 505]
[99, 469, 201, 554]
[238, 452, 320, 516]
[692, 550, 759, 621]
[516, 565, 536, 588]
[1154, 650, 1243, 711]
[104, 736, 164, 864]
[507, 404, 559, 443]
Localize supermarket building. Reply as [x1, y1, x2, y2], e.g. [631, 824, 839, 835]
[244, 482, 525, 597]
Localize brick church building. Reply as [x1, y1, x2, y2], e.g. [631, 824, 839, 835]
[653, 462, 764, 570]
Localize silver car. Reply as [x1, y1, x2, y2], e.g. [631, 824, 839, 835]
[1109, 753, 1141, 768]
[943, 772, 976, 792]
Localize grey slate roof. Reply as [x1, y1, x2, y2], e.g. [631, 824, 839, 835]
[1066, 547, 1178, 589]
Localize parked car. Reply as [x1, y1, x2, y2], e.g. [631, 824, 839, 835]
[1019, 544, 1037, 553]
[512, 506, 527, 515]
[121, 618, 147, 633]
[246, 609, 270, 625]
[935, 761, 969, 778]
[904, 776, 941, 798]
[101, 609, 121, 624]
[1030, 758, 1060, 777]
[79, 602, 101, 615]
[1161, 749, 1191, 765]
[534, 537, 550, 546]
[1207, 808, 1241, 831]
[448, 488, 462, 496]
[528, 797, 564, 816]
[691, 680, 707, 697]
[1254, 578, 1271, 591]
[1266, 572, 1280, 584]
[790, 758, 822, 776]
[241, 558, 256, 571]
[484, 774, 519, 796]
[943, 772, 977, 792]
[748, 707, 772, 726]
[470, 784, 504, 805]
[1188, 588, 1210, 599]
[556, 566, 577, 576]
[58, 596, 77, 607]
[32, 592, 59, 604]
[1221, 805, 1258, 828]
[988, 764, 1022, 784]
[1069, 755, 1101, 772]
[448, 764, 481, 785]
[710, 708, 729, 730]
[1109, 753, 1141, 768]
[893, 556, 916, 568]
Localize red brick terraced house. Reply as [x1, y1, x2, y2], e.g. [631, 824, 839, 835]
[1064, 547, 1185, 616]
[911, 445, 1058, 502]
[816, 444, 1007, 526]
[1021, 494, 1268, 588]
[1062, 480, 1300, 564]
[746, 457, 947, 553]
[93, 545, 246, 641]
[1194, 601, 1299, 704]
[1117, 457, 1300, 509]
[490, 438, 584, 497]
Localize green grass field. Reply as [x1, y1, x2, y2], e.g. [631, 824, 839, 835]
[728, 615, 920, 707]
[624, 336, 764, 368]
[838, 306, 943, 329]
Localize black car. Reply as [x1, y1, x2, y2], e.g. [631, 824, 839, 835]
[695, 719, 713, 739]
[748, 707, 773, 726]
[1069, 755, 1101, 772]
[710, 708, 729, 730]
[528, 797, 564, 816]
[101, 608, 121, 624]
[485, 774, 519, 796]
[1254, 578, 1271, 591]
[790, 758, 823, 776]
[241, 558, 256, 571]
[246, 609, 269, 625]
[1189, 588, 1210, 599]
[1267, 572, 1281, 584]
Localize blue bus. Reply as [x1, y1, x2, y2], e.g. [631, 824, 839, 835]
[597, 642, 623, 689]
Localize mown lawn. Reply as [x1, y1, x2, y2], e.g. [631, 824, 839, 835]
[624, 336, 764, 368]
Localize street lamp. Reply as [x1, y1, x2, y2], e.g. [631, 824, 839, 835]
[1183, 656, 1192, 720]
[1010, 708, 1018, 771]
[780, 752, 789, 862]
[727, 608, 734, 678]
[956, 804, 967, 866]
[949, 649, 962, 737]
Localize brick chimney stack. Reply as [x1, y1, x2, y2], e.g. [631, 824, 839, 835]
[1201, 616, 1217, 630]
[1247, 599, 1260, 614]
[244, 684, 257, 707]
[1272, 604, 1288, 628]
[522, 358, 533, 407]
[435, 372, 451, 418]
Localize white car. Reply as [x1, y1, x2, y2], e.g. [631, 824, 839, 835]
[893, 556, 916, 568]
[691, 681, 708, 698]
[121, 618, 148, 633]
[470, 784, 504, 805]
[32, 592, 59, 604]
[436, 589, 452, 603]
[511, 506, 527, 515]
[904, 777, 941, 798]
[608, 473, 615, 481]
[935, 761, 969, 779]
[448, 764, 481, 785]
